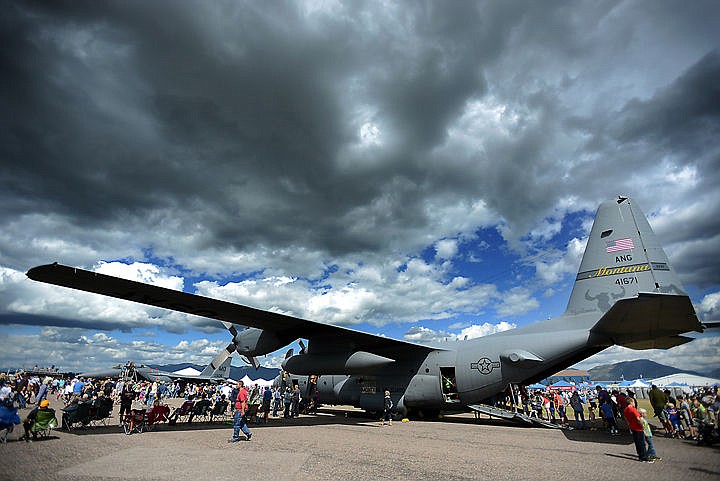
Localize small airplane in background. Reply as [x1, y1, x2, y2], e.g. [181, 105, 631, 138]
[80, 355, 232, 384]
[28, 197, 718, 417]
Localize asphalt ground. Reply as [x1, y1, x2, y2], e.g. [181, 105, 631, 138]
[2, 397, 718, 481]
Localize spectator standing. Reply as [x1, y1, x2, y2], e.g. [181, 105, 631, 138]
[273, 387, 281, 417]
[262, 387, 272, 423]
[291, 385, 301, 417]
[623, 397, 652, 463]
[570, 391, 586, 429]
[380, 390, 393, 426]
[283, 387, 292, 418]
[600, 400, 619, 435]
[639, 408, 661, 461]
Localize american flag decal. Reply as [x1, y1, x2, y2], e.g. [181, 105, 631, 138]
[606, 237, 634, 253]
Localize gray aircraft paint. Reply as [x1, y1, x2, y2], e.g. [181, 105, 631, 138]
[27, 197, 708, 416]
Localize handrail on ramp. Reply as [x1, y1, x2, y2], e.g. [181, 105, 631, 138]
[467, 404, 562, 429]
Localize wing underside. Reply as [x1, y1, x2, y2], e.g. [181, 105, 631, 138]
[27, 263, 434, 357]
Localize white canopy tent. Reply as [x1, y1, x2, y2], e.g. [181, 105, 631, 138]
[650, 373, 720, 387]
[173, 367, 202, 376]
[240, 374, 274, 387]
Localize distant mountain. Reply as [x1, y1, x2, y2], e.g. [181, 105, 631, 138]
[150, 362, 280, 381]
[587, 359, 704, 381]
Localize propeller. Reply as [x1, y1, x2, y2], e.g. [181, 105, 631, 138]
[298, 339, 307, 355]
[221, 321, 260, 369]
[241, 355, 261, 369]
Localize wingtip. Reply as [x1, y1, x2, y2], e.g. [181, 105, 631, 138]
[26, 262, 60, 280]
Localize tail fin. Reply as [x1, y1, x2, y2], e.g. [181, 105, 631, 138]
[565, 197, 702, 349]
[565, 196, 688, 316]
[199, 346, 234, 378]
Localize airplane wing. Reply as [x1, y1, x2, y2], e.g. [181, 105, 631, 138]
[27, 263, 436, 357]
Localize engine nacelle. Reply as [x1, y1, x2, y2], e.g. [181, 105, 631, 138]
[282, 351, 395, 375]
[233, 328, 287, 357]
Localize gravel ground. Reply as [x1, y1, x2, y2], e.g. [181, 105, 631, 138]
[2, 398, 718, 481]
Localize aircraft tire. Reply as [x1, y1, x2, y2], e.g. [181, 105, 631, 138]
[415, 408, 440, 419]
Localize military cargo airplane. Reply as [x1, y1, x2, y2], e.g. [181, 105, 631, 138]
[27, 197, 718, 417]
[79, 355, 232, 384]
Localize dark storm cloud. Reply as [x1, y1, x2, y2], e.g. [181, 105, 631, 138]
[2, 1, 501, 262]
[568, 51, 720, 286]
[613, 51, 720, 149]
[2, 0, 719, 284]
[0, 312, 132, 332]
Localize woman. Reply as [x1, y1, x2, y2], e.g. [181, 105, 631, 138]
[381, 390, 393, 426]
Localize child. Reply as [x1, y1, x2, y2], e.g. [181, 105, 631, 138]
[639, 408, 662, 461]
[588, 405, 597, 430]
[600, 400, 619, 435]
[666, 402, 683, 438]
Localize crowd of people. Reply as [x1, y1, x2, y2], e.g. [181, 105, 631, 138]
[491, 382, 720, 461]
[0, 369, 319, 442]
[2, 369, 718, 457]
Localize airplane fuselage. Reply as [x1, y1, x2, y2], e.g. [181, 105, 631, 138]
[283, 313, 605, 415]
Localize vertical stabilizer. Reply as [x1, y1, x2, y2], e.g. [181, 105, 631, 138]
[199, 346, 234, 378]
[565, 197, 687, 316]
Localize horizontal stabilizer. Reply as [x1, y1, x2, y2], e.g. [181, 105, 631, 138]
[701, 320, 720, 330]
[591, 293, 702, 348]
[621, 335, 694, 350]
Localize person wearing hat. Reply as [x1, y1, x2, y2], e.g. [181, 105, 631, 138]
[22, 399, 55, 442]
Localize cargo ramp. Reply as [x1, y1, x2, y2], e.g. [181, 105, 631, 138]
[467, 404, 562, 429]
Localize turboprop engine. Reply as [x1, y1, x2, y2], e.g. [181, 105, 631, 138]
[282, 350, 395, 375]
[233, 327, 287, 357]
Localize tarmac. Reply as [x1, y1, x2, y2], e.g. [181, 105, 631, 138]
[2, 397, 719, 481]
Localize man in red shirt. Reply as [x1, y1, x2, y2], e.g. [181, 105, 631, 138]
[623, 397, 651, 463]
[228, 380, 252, 442]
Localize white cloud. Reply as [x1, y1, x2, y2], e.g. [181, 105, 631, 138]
[404, 320, 516, 344]
[459, 321, 516, 339]
[697, 291, 720, 321]
[534, 237, 586, 285]
[0, 327, 229, 372]
[494, 287, 539, 318]
[95, 261, 184, 290]
[435, 239, 458, 260]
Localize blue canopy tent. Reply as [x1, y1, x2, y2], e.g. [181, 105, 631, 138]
[527, 383, 546, 390]
[548, 380, 575, 391]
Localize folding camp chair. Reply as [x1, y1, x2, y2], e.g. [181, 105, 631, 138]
[89, 398, 114, 427]
[168, 400, 194, 424]
[30, 410, 58, 439]
[63, 402, 91, 431]
[122, 408, 146, 435]
[146, 404, 170, 431]
[209, 400, 229, 423]
[188, 401, 212, 423]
